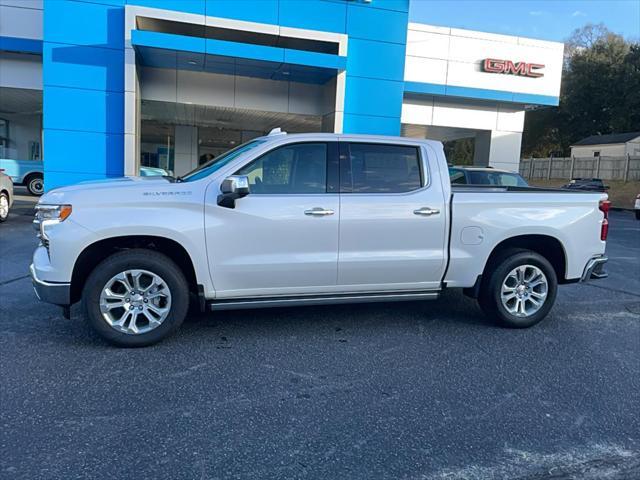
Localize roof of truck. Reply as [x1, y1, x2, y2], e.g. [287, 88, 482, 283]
[260, 130, 444, 148]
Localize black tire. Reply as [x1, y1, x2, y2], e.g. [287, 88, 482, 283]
[478, 248, 557, 328]
[635, 210, 640, 220]
[82, 249, 189, 347]
[0, 192, 9, 222]
[26, 174, 44, 196]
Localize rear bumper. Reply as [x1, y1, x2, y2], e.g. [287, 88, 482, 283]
[30, 263, 71, 306]
[581, 255, 608, 282]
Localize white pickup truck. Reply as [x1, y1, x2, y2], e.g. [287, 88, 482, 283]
[31, 132, 609, 346]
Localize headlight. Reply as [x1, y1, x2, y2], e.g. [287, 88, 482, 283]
[33, 204, 72, 247]
[35, 204, 72, 223]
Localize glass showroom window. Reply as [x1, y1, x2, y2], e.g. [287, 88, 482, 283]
[140, 120, 176, 175]
[0, 87, 43, 162]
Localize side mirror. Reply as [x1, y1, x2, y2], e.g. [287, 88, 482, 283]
[217, 175, 250, 208]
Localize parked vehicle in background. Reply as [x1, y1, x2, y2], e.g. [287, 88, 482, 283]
[562, 178, 609, 192]
[140, 166, 173, 177]
[448, 166, 529, 187]
[0, 160, 171, 197]
[0, 170, 14, 222]
[635, 194, 640, 220]
[0, 159, 44, 196]
[30, 131, 610, 347]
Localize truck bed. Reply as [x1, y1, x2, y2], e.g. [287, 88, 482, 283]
[445, 186, 607, 288]
[451, 185, 601, 194]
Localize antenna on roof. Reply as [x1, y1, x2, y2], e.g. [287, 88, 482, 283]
[268, 127, 286, 136]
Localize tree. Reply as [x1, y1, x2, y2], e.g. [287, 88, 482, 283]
[522, 24, 640, 157]
[565, 23, 613, 56]
[443, 137, 474, 165]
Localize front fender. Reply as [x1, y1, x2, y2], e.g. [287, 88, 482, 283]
[70, 205, 212, 294]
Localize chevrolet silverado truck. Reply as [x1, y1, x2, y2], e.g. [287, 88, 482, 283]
[30, 131, 610, 347]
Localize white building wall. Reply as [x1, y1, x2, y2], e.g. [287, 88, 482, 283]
[401, 96, 525, 170]
[571, 139, 640, 158]
[571, 144, 626, 158]
[487, 131, 523, 171]
[403, 23, 563, 169]
[0, 0, 43, 91]
[628, 140, 640, 156]
[405, 23, 564, 99]
[0, 0, 43, 41]
[0, 53, 42, 90]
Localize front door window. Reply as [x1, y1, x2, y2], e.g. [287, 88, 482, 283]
[237, 143, 328, 194]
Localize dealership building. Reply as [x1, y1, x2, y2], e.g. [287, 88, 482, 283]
[0, 0, 564, 190]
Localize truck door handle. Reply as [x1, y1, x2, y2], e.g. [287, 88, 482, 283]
[305, 207, 334, 216]
[413, 207, 440, 216]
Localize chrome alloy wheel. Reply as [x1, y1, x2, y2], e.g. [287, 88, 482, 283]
[99, 269, 172, 335]
[500, 264, 548, 317]
[0, 195, 8, 219]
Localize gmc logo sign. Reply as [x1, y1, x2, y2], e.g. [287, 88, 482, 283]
[482, 58, 545, 78]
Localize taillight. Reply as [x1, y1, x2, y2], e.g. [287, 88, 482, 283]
[599, 200, 610, 241]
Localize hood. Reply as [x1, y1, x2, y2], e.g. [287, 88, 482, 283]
[40, 175, 173, 204]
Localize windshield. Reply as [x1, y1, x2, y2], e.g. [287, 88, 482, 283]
[179, 139, 267, 182]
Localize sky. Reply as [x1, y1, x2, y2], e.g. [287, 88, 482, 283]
[409, 0, 640, 43]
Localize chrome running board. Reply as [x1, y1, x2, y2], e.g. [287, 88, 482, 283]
[208, 290, 440, 311]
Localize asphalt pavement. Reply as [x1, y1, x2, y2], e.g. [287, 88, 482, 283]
[1, 192, 639, 479]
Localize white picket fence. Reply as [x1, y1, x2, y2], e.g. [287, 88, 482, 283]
[519, 155, 640, 181]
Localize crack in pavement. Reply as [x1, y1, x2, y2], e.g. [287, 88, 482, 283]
[0, 274, 29, 286]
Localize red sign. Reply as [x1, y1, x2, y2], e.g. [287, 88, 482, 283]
[482, 58, 544, 78]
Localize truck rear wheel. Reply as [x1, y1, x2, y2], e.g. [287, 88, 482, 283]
[82, 249, 189, 347]
[26, 174, 44, 196]
[478, 249, 557, 328]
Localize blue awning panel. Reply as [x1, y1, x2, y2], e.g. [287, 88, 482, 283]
[404, 81, 559, 107]
[131, 30, 345, 85]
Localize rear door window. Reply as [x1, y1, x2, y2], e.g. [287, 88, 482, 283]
[341, 143, 423, 193]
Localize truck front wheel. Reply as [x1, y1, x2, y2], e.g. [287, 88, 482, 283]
[82, 249, 189, 347]
[478, 249, 558, 328]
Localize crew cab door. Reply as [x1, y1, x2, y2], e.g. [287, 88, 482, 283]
[205, 142, 340, 298]
[337, 141, 448, 291]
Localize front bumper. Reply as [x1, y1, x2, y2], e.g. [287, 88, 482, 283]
[30, 263, 71, 306]
[581, 255, 608, 282]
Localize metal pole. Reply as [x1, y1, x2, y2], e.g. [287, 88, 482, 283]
[569, 155, 575, 180]
[624, 153, 630, 182]
[529, 156, 534, 179]
[595, 155, 601, 178]
[547, 155, 553, 180]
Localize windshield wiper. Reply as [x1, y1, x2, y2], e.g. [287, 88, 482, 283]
[162, 175, 183, 183]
